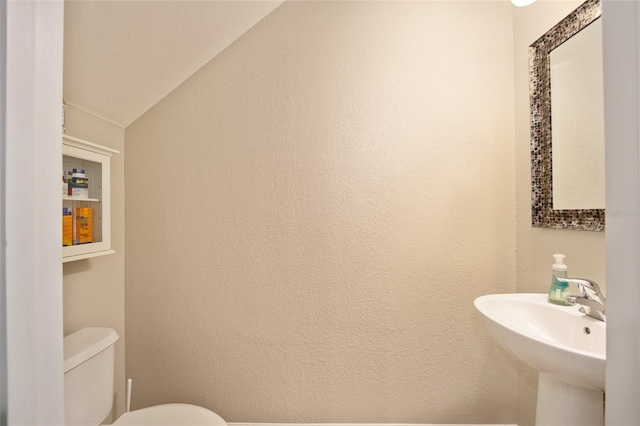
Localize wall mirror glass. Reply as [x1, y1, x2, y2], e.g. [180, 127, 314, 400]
[530, 0, 604, 231]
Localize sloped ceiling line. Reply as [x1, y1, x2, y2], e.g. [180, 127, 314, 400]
[64, 0, 285, 128]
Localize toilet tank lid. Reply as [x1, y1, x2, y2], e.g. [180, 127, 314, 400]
[64, 327, 119, 373]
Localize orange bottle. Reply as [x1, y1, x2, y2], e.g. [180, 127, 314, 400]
[62, 208, 73, 246]
[75, 207, 93, 244]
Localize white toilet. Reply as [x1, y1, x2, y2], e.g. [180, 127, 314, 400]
[64, 327, 227, 426]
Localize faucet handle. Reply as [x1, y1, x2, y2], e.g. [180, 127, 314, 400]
[556, 278, 605, 303]
[565, 295, 606, 321]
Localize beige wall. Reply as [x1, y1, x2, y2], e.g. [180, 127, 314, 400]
[125, 1, 517, 423]
[63, 104, 126, 422]
[513, 2, 607, 425]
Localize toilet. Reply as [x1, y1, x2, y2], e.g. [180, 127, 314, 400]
[64, 327, 227, 426]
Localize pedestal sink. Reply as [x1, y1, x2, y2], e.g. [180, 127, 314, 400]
[474, 293, 605, 426]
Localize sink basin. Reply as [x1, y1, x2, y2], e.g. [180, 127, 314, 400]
[475, 293, 606, 426]
[474, 293, 605, 389]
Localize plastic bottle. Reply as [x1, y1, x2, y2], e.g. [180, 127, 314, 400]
[62, 208, 73, 246]
[548, 254, 570, 305]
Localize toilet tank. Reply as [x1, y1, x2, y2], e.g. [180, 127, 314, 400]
[64, 327, 119, 426]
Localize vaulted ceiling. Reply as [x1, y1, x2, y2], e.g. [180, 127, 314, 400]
[64, 0, 285, 128]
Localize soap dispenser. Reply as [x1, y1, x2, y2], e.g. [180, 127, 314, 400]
[548, 254, 570, 305]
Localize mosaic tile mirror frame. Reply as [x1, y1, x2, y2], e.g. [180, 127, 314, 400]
[529, 0, 604, 231]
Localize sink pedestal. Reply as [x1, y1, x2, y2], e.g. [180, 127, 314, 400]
[474, 294, 605, 425]
[536, 374, 604, 426]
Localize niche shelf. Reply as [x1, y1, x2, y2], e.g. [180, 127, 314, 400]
[62, 134, 119, 263]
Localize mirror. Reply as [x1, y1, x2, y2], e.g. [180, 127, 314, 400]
[530, 0, 604, 231]
[550, 19, 604, 210]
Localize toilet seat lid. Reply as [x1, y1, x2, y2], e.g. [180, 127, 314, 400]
[113, 403, 227, 426]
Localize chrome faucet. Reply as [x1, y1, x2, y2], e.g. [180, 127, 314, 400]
[556, 277, 606, 322]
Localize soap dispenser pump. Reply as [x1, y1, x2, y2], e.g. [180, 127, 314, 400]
[548, 253, 570, 306]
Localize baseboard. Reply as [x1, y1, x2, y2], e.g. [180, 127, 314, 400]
[230, 422, 517, 426]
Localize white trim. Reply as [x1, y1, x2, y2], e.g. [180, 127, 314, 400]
[5, 0, 65, 424]
[63, 197, 100, 202]
[602, 0, 640, 424]
[229, 424, 517, 426]
[0, 0, 7, 421]
[62, 249, 116, 264]
[63, 134, 119, 156]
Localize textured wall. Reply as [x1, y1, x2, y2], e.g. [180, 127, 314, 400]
[513, 2, 607, 426]
[125, 1, 517, 423]
[63, 104, 126, 422]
